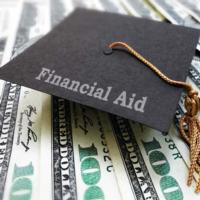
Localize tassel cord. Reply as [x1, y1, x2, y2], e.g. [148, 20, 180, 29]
[108, 41, 200, 192]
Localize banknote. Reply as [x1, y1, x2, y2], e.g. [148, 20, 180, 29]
[50, 0, 74, 27]
[0, 3, 23, 196]
[102, 113, 200, 199]
[38, 94, 52, 200]
[51, 98, 78, 200]
[71, 102, 122, 199]
[0, 1, 23, 101]
[1, 0, 50, 95]
[100, 0, 126, 14]
[0, 83, 21, 200]
[2, 87, 43, 200]
[11, 0, 50, 55]
[120, 0, 163, 20]
[147, 0, 186, 24]
[102, 114, 157, 200]
[1, 0, 50, 126]
[130, 122, 200, 199]
[147, 0, 200, 30]
[0, 0, 50, 199]
[177, 0, 200, 23]
[74, 0, 104, 11]
[39, 97, 122, 200]
[147, 0, 200, 51]
[0, 0, 20, 65]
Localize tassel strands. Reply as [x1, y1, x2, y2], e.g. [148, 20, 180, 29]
[179, 90, 200, 192]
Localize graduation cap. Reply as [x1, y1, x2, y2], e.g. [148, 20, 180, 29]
[0, 8, 199, 132]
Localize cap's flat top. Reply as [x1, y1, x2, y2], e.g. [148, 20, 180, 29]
[0, 9, 199, 131]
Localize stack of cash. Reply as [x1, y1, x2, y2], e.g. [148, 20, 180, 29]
[0, 0, 200, 199]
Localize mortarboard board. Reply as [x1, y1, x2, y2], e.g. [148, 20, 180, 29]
[0, 8, 199, 132]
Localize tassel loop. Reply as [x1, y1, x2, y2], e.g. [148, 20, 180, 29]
[185, 90, 199, 117]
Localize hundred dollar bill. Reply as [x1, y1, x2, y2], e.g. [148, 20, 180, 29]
[147, 0, 200, 52]
[40, 97, 122, 199]
[0, 83, 21, 199]
[71, 102, 121, 199]
[0, 1, 23, 102]
[2, 87, 43, 200]
[0, 0, 50, 105]
[177, 0, 200, 23]
[120, 0, 163, 20]
[0, 0, 20, 65]
[0, 0, 50, 142]
[147, 0, 185, 24]
[102, 114, 158, 200]
[2, 0, 50, 64]
[39, 94, 52, 200]
[100, 0, 126, 14]
[147, 0, 200, 32]
[50, 0, 74, 27]
[74, 0, 104, 11]
[102, 114, 200, 199]
[0, 3, 24, 194]
[130, 122, 200, 199]
[0, 0, 50, 198]
[51, 98, 78, 200]
[1, 0, 50, 100]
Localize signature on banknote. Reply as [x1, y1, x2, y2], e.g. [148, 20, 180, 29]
[17, 105, 38, 152]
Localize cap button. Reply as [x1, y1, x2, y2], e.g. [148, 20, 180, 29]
[103, 46, 113, 55]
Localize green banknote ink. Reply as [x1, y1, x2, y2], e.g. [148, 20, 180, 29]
[142, 137, 183, 200]
[9, 162, 34, 200]
[79, 144, 104, 200]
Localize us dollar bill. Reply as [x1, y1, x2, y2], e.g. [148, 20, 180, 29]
[130, 122, 200, 199]
[100, 0, 126, 14]
[50, 0, 74, 27]
[39, 97, 122, 199]
[120, 0, 163, 20]
[74, 0, 104, 11]
[102, 113, 200, 199]
[51, 98, 78, 200]
[0, 0, 20, 66]
[38, 94, 52, 200]
[102, 114, 158, 200]
[1, 0, 50, 108]
[0, 83, 21, 200]
[0, 0, 50, 199]
[2, 87, 43, 200]
[1, 0, 50, 102]
[147, 0, 198, 26]
[3, 0, 50, 63]
[147, 0, 200, 51]
[0, 1, 23, 102]
[71, 102, 121, 199]
[177, 0, 200, 23]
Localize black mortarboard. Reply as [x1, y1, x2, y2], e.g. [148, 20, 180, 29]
[0, 9, 199, 131]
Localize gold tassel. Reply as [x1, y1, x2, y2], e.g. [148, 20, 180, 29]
[179, 91, 200, 191]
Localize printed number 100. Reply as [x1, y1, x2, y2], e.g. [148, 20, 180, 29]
[79, 144, 105, 200]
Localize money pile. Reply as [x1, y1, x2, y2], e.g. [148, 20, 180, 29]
[0, 0, 200, 199]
